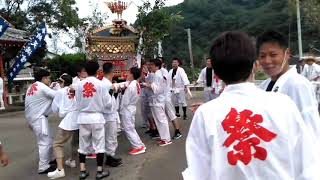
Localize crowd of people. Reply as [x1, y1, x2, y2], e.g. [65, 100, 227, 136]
[1, 29, 320, 180]
[22, 56, 218, 179]
[183, 30, 320, 179]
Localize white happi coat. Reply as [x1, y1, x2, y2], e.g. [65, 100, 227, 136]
[168, 67, 190, 93]
[301, 63, 320, 81]
[149, 70, 166, 107]
[149, 70, 171, 141]
[115, 80, 145, 148]
[160, 68, 172, 100]
[25, 81, 56, 134]
[141, 72, 154, 102]
[160, 67, 177, 121]
[76, 76, 112, 124]
[259, 68, 320, 144]
[183, 83, 320, 180]
[197, 67, 223, 101]
[25, 81, 56, 172]
[51, 87, 78, 131]
[101, 77, 119, 122]
[72, 76, 81, 86]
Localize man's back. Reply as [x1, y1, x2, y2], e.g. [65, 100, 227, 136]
[25, 81, 56, 120]
[184, 83, 320, 180]
[76, 76, 111, 124]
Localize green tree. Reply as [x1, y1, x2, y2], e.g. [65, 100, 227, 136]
[135, 0, 183, 58]
[46, 53, 86, 79]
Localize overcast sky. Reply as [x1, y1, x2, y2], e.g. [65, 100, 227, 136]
[76, 0, 184, 24]
[46, 0, 183, 54]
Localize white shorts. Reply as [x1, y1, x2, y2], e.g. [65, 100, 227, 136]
[78, 124, 105, 155]
[172, 91, 187, 107]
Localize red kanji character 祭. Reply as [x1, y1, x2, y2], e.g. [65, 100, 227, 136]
[222, 108, 277, 166]
[82, 82, 96, 98]
[27, 83, 38, 96]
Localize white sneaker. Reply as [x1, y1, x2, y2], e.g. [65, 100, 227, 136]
[47, 168, 65, 179]
[65, 159, 76, 168]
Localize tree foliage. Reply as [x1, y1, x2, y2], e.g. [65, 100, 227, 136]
[161, 0, 320, 70]
[0, 0, 83, 31]
[46, 53, 86, 79]
[135, 0, 183, 58]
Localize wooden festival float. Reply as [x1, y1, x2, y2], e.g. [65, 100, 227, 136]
[86, 0, 139, 80]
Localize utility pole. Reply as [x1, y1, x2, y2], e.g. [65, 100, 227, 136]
[296, 0, 303, 59]
[186, 28, 195, 82]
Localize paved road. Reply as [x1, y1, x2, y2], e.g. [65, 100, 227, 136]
[0, 92, 204, 180]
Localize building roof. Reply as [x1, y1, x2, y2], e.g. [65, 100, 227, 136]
[0, 27, 29, 43]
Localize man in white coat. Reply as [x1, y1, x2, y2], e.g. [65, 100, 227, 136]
[145, 59, 172, 146]
[48, 74, 79, 179]
[25, 69, 57, 174]
[168, 58, 190, 120]
[73, 63, 88, 85]
[196, 58, 224, 102]
[301, 56, 320, 81]
[158, 57, 182, 140]
[75, 61, 112, 180]
[257, 30, 320, 143]
[101, 63, 123, 166]
[183, 31, 320, 180]
[113, 67, 146, 155]
[0, 76, 5, 110]
[140, 62, 158, 138]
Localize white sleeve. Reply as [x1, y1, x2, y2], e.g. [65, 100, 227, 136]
[150, 76, 164, 95]
[196, 69, 205, 84]
[51, 90, 66, 118]
[43, 85, 56, 99]
[121, 88, 131, 107]
[102, 83, 112, 110]
[181, 68, 190, 86]
[287, 81, 320, 141]
[287, 99, 320, 179]
[301, 66, 308, 78]
[183, 109, 211, 180]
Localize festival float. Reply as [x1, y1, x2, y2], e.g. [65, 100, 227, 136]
[86, 0, 139, 80]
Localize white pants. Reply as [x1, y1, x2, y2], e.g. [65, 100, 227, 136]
[204, 89, 219, 102]
[172, 91, 187, 107]
[151, 105, 171, 142]
[165, 100, 177, 121]
[105, 121, 118, 156]
[29, 117, 54, 172]
[0, 93, 4, 108]
[120, 113, 145, 149]
[78, 124, 105, 155]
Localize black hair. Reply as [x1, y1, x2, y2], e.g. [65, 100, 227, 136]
[103, 62, 113, 74]
[256, 30, 288, 52]
[35, 69, 50, 82]
[209, 31, 256, 84]
[157, 57, 164, 62]
[130, 67, 141, 80]
[149, 59, 162, 69]
[60, 74, 72, 86]
[85, 61, 100, 76]
[74, 63, 86, 73]
[172, 57, 182, 65]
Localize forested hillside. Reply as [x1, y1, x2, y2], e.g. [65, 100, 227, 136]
[162, 0, 320, 70]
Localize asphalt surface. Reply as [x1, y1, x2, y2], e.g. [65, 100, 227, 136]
[0, 92, 204, 180]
